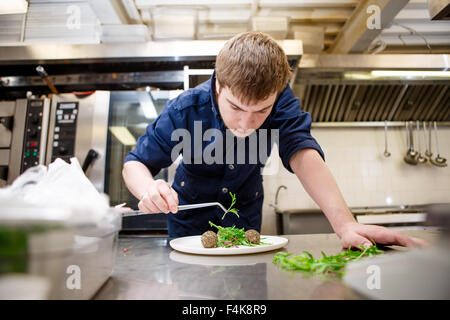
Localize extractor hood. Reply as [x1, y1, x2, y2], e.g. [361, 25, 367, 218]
[295, 54, 450, 122]
[0, 40, 302, 99]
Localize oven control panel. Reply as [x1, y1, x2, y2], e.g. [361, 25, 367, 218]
[21, 99, 46, 171]
[50, 101, 79, 163]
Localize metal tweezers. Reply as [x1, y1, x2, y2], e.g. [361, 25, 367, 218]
[121, 202, 227, 217]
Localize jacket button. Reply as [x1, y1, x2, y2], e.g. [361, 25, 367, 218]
[222, 187, 228, 194]
[255, 191, 259, 197]
[181, 181, 185, 187]
[228, 164, 234, 170]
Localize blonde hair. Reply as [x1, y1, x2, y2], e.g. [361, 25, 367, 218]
[215, 32, 292, 105]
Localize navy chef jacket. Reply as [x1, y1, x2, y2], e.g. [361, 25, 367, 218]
[124, 73, 324, 237]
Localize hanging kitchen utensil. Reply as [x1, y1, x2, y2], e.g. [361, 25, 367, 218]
[416, 120, 427, 163]
[404, 121, 418, 165]
[426, 121, 434, 159]
[430, 121, 447, 167]
[423, 121, 432, 160]
[383, 120, 391, 157]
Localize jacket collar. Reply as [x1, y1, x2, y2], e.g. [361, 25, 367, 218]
[209, 71, 226, 131]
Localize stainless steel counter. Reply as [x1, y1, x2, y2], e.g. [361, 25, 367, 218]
[93, 229, 440, 300]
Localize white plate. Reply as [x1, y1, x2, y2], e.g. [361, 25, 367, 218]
[169, 235, 288, 256]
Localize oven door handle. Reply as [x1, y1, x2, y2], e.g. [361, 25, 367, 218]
[82, 149, 99, 174]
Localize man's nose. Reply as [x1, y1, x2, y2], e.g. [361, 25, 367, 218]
[240, 112, 254, 129]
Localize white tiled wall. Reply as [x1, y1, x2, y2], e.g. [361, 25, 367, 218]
[261, 126, 450, 235]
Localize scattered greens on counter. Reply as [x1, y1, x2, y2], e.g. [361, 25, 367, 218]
[273, 243, 384, 278]
[221, 192, 239, 220]
[209, 221, 268, 248]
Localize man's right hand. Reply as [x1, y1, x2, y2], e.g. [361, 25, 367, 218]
[138, 179, 179, 214]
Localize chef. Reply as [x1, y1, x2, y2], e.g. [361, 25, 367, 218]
[122, 31, 427, 248]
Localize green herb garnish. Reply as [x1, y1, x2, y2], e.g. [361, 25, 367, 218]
[209, 221, 269, 248]
[221, 192, 240, 220]
[273, 243, 384, 279]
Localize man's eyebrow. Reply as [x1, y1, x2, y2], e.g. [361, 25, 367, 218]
[226, 98, 245, 110]
[226, 98, 272, 112]
[258, 105, 273, 111]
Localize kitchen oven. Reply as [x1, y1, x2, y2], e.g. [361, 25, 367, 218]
[1, 98, 51, 187]
[2, 90, 176, 234]
[45, 91, 110, 192]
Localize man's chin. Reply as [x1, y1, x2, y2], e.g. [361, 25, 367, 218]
[230, 128, 255, 138]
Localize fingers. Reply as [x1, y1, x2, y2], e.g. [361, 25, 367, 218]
[138, 195, 160, 214]
[388, 231, 429, 248]
[358, 224, 397, 245]
[140, 180, 178, 214]
[341, 233, 372, 249]
[407, 236, 430, 248]
[158, 183, 179, 213]
[357, 224, 430, 248]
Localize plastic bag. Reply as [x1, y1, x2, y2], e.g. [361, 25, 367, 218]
[0, 158, 110, 226]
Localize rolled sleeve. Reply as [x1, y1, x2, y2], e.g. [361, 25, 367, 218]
[271, 86, 325, 173]
[124, 100, 184, 177]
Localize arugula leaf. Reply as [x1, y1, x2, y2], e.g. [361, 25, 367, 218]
[208, 221, 269, 248]
[221, 192, 240, 220]
[273, 245, 384, 279]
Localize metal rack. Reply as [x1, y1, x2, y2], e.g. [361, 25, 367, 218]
[311, 121, 450, 128]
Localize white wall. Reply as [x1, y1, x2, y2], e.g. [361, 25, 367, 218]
[261, 126, 450, 235]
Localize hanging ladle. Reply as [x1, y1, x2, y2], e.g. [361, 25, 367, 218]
[404, 121, 418, 165]
[383, 120, 391, 157]
[430, 121, 447, 167]
[423, 121, 432, 160]
[416, 120, 427, 163]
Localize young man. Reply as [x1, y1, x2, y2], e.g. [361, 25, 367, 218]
[123, 32, 427, 248]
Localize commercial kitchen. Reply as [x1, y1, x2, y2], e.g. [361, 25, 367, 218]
[0, 0, 449, 302]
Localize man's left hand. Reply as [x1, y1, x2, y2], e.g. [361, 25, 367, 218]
[338, 222, 430, 249]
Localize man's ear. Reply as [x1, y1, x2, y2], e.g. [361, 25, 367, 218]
[215, 78, 221, 95]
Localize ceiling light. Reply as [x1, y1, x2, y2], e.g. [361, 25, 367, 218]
[0, 0, 28, 14]
[371, 70, 450, 78]
[138, 92, 157, 119]
[109, 126, 137, 146]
